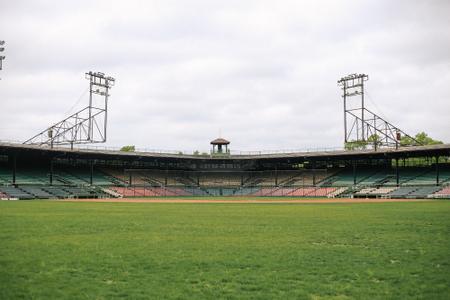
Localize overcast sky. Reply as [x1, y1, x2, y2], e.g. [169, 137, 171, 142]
[0, 0, 449, 152]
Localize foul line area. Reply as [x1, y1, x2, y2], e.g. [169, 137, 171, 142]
[58, 198, 433, 204]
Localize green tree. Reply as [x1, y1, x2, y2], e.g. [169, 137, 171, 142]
[367, 134, 382, 148]
[120, 145, 135, 152]
[401, 132, 442, 146]
[344, 140, 368, 150]
[414, 132, 443, 145]
[400, 135, 414, 146]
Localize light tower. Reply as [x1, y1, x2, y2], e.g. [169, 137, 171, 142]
[338, 73, 420, 149]
[338, 73, 369, 143]
[24, 71, 115, 148]
[0, 40, 5, 79]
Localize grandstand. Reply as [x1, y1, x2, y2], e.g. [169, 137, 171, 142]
[0, 141, 449, 200]
[0, 71, 446, 200]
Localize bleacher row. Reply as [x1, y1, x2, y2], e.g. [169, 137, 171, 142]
[0, 185, 111, 200]
[0, 165, 449, 199]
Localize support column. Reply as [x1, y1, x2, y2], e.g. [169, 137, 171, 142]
[343, 85, 347, 143]
[12, 154, 17, 185]
[49, 158, 54, 185]
[436, 156, 440, 186]
[352, 160, 357, 185]
[395, 158, 399, 187]
[312, 161, 316, 186]
[90, 160, 94, 185]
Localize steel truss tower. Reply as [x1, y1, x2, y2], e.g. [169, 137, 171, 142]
[338, 73, 420, 149]
[24, 71, 115, 148]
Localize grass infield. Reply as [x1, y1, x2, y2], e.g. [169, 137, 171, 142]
[0, 200, 449, 299]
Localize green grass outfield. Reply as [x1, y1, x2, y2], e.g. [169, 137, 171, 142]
[1, 201, 449, 299]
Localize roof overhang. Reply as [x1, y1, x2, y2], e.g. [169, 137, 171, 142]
[1, 142, 449, 163]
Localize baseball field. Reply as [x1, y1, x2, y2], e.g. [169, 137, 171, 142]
[1, 199, 449, 299]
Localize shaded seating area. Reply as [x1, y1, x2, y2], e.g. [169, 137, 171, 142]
[0, 186, 34, 199]
[0, 185, 108, 200]
[20, 186, 54, 199]
[388, 187, 419, 198]
[42, 186, 72, 198]
[407, 186, 441, 198]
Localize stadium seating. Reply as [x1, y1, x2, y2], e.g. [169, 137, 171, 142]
[407, 186, 441, 198]
[286, 187, 337, 197]
[324, 168, 392, 187]
[42, 186, 72, 198]
[327, 187, 348, 198]
[20, 186, 54, 199]
[0, 186, 34, 199]
[354, 187, 398, 198]
[0, 190, 8, 199]
[109, 186, 191, 197]
[0, 167, 49, 185]
[430, 186, 450, 198]
[388, 187, 418, 198]
[100, 167, 130, 185]
[233, 187, 260, 196]
[1, 161, 449, 199]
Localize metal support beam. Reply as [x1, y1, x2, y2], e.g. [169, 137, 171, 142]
[436, 156, 440, 186]
[312, 161, 316, 186]
[343, 84, 347, 143]
[395, 158, 399, 187]
[49, 158, 53, 185]
[353, 160, 357, 185]
[90, 160, 94, 185]
[12, 154, 16, 185]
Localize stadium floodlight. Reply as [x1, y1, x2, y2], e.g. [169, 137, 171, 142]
[0, 40, 5, 75]
[24, 71, 115, 148]
[338, 73, 420, 149]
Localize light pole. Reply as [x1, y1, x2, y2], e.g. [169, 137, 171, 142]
[0, 40, 5, 79]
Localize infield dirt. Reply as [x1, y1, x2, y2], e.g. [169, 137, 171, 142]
[58, 197, 431, 204]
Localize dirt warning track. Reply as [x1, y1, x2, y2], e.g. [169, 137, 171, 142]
[59, 197, 432, 204]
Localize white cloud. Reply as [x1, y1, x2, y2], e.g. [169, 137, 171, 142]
[0, 0, 449, 151]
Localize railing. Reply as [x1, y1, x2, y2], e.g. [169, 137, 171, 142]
[0, 140, 353, 156]
[0, 139, 419, 157]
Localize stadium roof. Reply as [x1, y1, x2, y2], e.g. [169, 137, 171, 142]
[1, 142, 449, 163]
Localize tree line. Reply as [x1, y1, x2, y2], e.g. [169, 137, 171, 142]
[345, 132, 443, 150]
